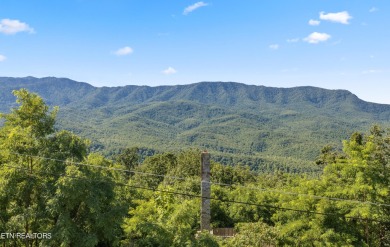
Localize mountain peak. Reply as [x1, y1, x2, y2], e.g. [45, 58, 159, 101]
[1, 76, 390, 170]
[0, 77, 381, 110]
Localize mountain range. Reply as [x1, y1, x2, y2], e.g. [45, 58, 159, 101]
[1, 76, 389, 173]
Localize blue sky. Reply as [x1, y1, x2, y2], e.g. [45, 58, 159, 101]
[0, 0, 389, 103]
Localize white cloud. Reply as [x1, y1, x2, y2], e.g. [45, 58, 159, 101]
[319, 11, 352, 24]
[114, 46, 133, 56]
[309, 19, 320, 26]
[287, 38, 299, 43]
[183, 2, 208, 15]
[0, 54, 6, 62]
[162, 67, 177, 75]
[362, 69, 382, 74]
[0, 19, 34, 35]
[269, 44, 279, 50]
[369, 7, 378, 13]
[304, 32, 331, 44]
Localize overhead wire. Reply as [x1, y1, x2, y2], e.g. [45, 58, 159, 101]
[7, 151, 192, 182]
[3, 163, 390, 224]
[5, 151, 390, 208]
[208, 181, 390, 207]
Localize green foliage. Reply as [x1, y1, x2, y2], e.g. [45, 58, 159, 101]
[0, 88, 58, 138]
[274, 125, 390, 246]
[0, 89, 59, 246]
[211, 162, 255, 185]
[1, 88, 390, 246]
[135, 152, 177, 187]
[115, 147, 140, 180]
[122, 192, 200, 247]
[48, 154, 125, 247]
[223, 221, 279, 247]
[0, 89, 125, 246]
[195, 231, 219, 247]
[315, 144, 344, 166]
[2, 77, 390, 173]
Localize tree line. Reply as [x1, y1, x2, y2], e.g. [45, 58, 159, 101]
[1, 89, 389, 246]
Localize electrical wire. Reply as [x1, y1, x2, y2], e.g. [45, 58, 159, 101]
[3, 163, 390, 224]
[209, 181, 390, 208]
[5, 151, 390, 208]
[7, 151, 193, 181]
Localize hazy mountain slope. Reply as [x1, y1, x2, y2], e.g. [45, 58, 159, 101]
[1, 77, 389, 173]
[0, 77, 94, 111]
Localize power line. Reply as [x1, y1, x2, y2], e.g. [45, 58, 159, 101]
[209, 181, 390, 208]
[5, 151, 390, 208]
[3, 163, 390, 224]
[7, 151, 193, 182]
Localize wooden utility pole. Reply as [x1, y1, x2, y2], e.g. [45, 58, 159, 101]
[201, 151, 211, 231]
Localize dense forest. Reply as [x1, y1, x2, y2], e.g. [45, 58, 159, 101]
[2, 77, 390, 175]
[1, 89, 390, 246]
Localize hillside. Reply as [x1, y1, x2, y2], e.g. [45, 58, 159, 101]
[1, 76, 389, 173]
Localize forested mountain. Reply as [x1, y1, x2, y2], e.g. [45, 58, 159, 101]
[1, 88, 390, 246]
[1, 76, 390, 172]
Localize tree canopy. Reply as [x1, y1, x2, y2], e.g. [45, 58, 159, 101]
[1, 89, 389, 246]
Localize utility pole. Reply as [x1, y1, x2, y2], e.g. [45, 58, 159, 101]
[201, 151, 211, 232]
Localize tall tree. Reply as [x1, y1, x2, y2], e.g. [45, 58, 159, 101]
[115, 147, 140, 180]
[48, 154, 126, 247]
[275, 127, 390, 246]
[0, 89, 125, 246]
[0, 89, 58, 246]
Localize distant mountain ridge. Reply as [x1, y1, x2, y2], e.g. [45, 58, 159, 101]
[1, 76, 388, 112]
[1, 77, 389, 173]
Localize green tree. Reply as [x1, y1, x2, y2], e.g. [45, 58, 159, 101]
[122, 188, 200, 247]
[224, 221, 279, 247]
[315, 144, 344, 166]
[48, 154, 125, 247]
[133, 152, 177, 188]
[0, 89, 59, 246]
[275, 126, 390, 246]
[115, 147, 140, 180]
[0, 89, 126, 246]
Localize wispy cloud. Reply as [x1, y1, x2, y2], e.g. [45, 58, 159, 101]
[362, 69, 382, 74]
[114, 46, 133, 56]
[304, 32, 331, 44]
[0, 19, 34, 35]
[287, 38, 299, 43]
[331, 39, 342, 46]
[183, 2, 208, 15]
[319, 11, 352, 24]
[369, 7, 378, 13]
[0, 54, 6, 62]
[309, 19, 320, 26]
[162, 67, 177, 75]
[269, 44, 279, 50]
